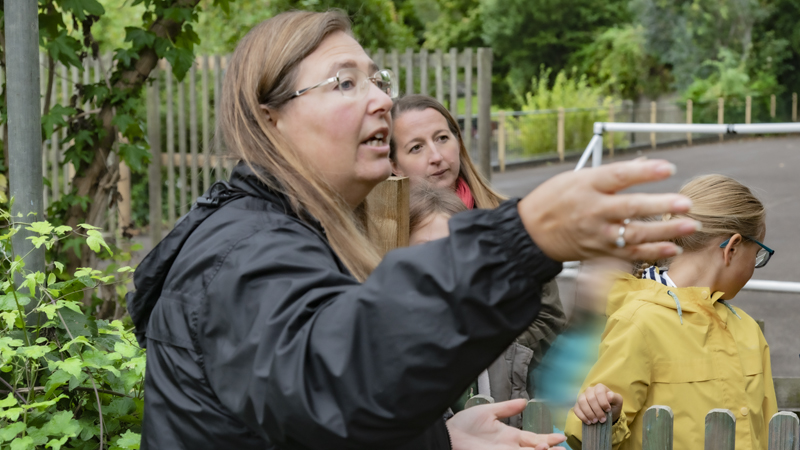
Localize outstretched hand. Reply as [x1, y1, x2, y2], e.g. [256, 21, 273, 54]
[446, 399, 567, 449]
[573, 383, 624, 424]
[518, 159, 700, 263]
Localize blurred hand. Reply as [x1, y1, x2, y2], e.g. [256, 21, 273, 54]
[518, 159, 700, 262]
[446, 399, 567, 449]
[574, 258, 631, 315]
[573, 383, 623, 424]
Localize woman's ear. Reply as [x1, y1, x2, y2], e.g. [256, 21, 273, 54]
[722, 234, 744, 266]
[391, 159, 404, 177]
[259, 104, 279, 126]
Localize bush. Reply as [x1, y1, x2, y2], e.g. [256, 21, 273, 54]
[0, 210, 144, 450]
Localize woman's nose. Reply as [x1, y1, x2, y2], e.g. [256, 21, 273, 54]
[366, 82, 393, 115]
[429, 145, 443, 163]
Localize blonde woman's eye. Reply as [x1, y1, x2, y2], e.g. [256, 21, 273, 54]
[410, 144, 422, 153]
[436, 135, 449, 142]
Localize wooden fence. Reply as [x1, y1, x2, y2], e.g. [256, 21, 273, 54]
[463, 397, 800, 450]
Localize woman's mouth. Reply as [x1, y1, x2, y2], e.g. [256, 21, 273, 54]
[431, 169, 448, 177]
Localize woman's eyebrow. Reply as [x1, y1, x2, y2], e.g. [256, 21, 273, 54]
[403, 129, 449, 150]
[328, 60, 380, 76]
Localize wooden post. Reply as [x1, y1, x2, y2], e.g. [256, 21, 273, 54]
[768, 411, 800, 450]
[166, 62, 176, 227]
[435, 49, 444, 104]
[118, 161, 131, 234]
[793, 93, 797, 122]
[642, 406, 673, 450]
[202, 55, 211, 191]
[147, 69, 162, 244]
[405, 47, 413, 95]
[746, 95, 752, 124]
[583, 411, 612, 450]
[557, 107, 565, 162]
[189, 61, 199, 204]
[718, 98, 725, 141]
[463, 48, 473, 160]
[449, 48, 458, 118]
[420, 48, 428, 96]
[522, 400, 552, 434]
[498, 111, 506, 173]
[464, 395, 494, 409]
[704, 409, 735, 450]
[608, 104, 615, 158]
[178, 76, 188, 217]
[650, 101, 657, 149]
[391, 49, 400, 91]
[686, 99, 693, 145]
[365, 176, 409, 256]
[376, 48, 385, 70]
[214, 54, 223, 181]
[477, 47, 492, 180]
[770, 94, 776, 119]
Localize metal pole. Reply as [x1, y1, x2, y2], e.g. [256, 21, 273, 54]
[6, 0, 45, 292]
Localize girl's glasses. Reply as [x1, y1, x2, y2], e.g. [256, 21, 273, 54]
[719, 236, 775, 268]
[291, 68, 399, 100]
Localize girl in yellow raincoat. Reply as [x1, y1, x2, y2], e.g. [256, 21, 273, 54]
[565, 174, 778, 450]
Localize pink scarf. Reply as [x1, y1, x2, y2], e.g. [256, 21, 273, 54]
[455, 177, 475, 209]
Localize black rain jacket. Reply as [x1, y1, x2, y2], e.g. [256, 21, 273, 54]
[127, 163, 562, 450]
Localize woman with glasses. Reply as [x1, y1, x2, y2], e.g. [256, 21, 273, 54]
[566, 174, 778, 450]
[128, 10, 700, 450]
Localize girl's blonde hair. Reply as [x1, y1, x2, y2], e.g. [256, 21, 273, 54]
[409, 184, 468, 234]
[389, 95, 506, 209]
[635, 174, 765, 275]
[219, 10, 381, 281]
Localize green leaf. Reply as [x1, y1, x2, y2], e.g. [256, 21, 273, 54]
[53, 225, 72, 236]
[41, 104, 76, 140]
[45, 436, 69, 450]
[0, 293, 30, 311]
[0, 422, 25, 442]
[26, 221, 54, 235]
[0, 392, 18, 408]
[124, 27, 156, 49]
[45, 32, 82, 69]
[114, 430, 141, 449]
[0, 311, 20, 330]
[78, 223, 101, 231]
[54, 261, 65, 273]
[27, 235, 50, 249]
[114, 341, 140, 359]
[53, 357, 83, 378]
[9, 436, 34, 450]
[21, 394, 67, 410]
[118, 143, 150, 172]
[58, 308, 98, 338]
[44, 369, 73, 398]
[17, 344, 55, 359]
[41, 410, 80, 438]
[86, 230, 112, 255]
[60, 0, 105, 21]
[47, 273, 56, 286]
[25, 273, 38, 295]
[35, 304, 58, 320]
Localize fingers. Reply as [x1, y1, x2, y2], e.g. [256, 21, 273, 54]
[518, 431, 567, 448]
[485, 398, 528, 420]
[601, 193, 692, 222]
[575, 384, 613, 424]
[606, 217, 700, 247]
[589, 159, 677, 194]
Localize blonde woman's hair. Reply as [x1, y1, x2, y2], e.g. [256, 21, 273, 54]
[635, 174, 765, 275]
[219, 10, 381, 281]
[389, 95, 506, 208]
[409, 184, 468, 234]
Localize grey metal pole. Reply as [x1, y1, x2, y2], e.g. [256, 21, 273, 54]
[6, 0, 45, 290]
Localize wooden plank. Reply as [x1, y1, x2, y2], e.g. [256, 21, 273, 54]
[41, 54, 48, 208]
[214, 54, 223, 181]
[650, 101, 657, 149]
[420, 48, 428, 96]
[449, 48, 458, 117]
[435, 49, 444, 104]
[189, 62, 198, 207]
[50, 64, 61, 201]
[522, 400, 552, 434]
[160, 153, 222, 167]
[202, 55, 211, 191]
[178, 76, 188, 216]
[771, 95, 776, 119]
[67, 65, 78, 193]
[583, 410, 612, 450]
[463, 48, 473, 159]
[57, 63, 69, 199]
[390, 49, 400, 88]
[464, 394, 494, 409]
[687, 99, 693, 145]
[746, 96, 752, 124]
[82, 57, 90, 111]
[769, 412, 800, 450]
[404, 47, 413, 95]
[608, 104, 615, 157]
[375, 48, 385, 69]
[477, 47, 491, 181]
[365, 176, 409, 256]
[704, 409, 735, 450]
[718, 98, 725, 142]
[166, 62, 176, 227]
[147, 69, 163, 244]
[498, 111, 506, 173]
[793, 93, 797, 122]
[774, 378, 800, 411]
[118, 161, 131, 234]
[222, 55, 234, 179]
[642, 405, 673, 450]
[557, 107, 565, 162]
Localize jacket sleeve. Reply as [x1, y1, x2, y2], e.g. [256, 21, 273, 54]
[514, 279, 566, 370]
[564, 313, 652, 450]
[198, 199, 561, 450]
[760, 330, 778, 430]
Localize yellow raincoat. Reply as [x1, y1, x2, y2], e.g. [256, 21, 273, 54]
[565, 273, 777, 450]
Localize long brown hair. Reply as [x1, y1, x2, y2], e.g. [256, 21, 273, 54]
[218, 10, 381, 281]
[409, 184, 468, 234]
[389, 94, 505, 208]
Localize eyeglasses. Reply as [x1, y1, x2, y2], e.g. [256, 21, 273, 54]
[719, 236, 775, 268]
[291, 68, 398, 100]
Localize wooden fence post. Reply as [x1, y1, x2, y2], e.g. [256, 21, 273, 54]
[165, 62, 176, 227]
[770, 94, 776, 119]
[686, 99, 693, 145]
[608, 104, 615, 158]
[642, 405, 673, 450]
[178, 75, 188, 217]
[768, 411, 800, 450]
[477, 47, 492, 180]
[557, 107, 565, 162]
[365, 176, 409, 256]
[583, 411, 612, 450]
[718, 98, 725, 142]
[522, 400, 552, 434]
[420, 48, 428, 96]
[705, 409, 735, 450]
[189, 61, 199, 204]
[793, 93, 797, 122]
[464, 395, 494, 409]
[213, 55, 223, 181]
[118, 161, 131, 234]
[449, 47, 458, 118]
[435, 49, 444, 104]
[746, 95, 752, 124]
[463, 48, 473, 160]
[498, 111, 506, 173]
[405, 47, 414, 95]
[650, 101, 657, 149]
[202, 55, 211, 192]
[147, 69, 162, 244]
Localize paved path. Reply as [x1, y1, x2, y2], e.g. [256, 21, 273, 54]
[492, 136, 800, 376]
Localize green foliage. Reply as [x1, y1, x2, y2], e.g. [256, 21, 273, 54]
[510, 67, 625, 156]
[0, 209, 145, 449]
[571, 25, 672, 101]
